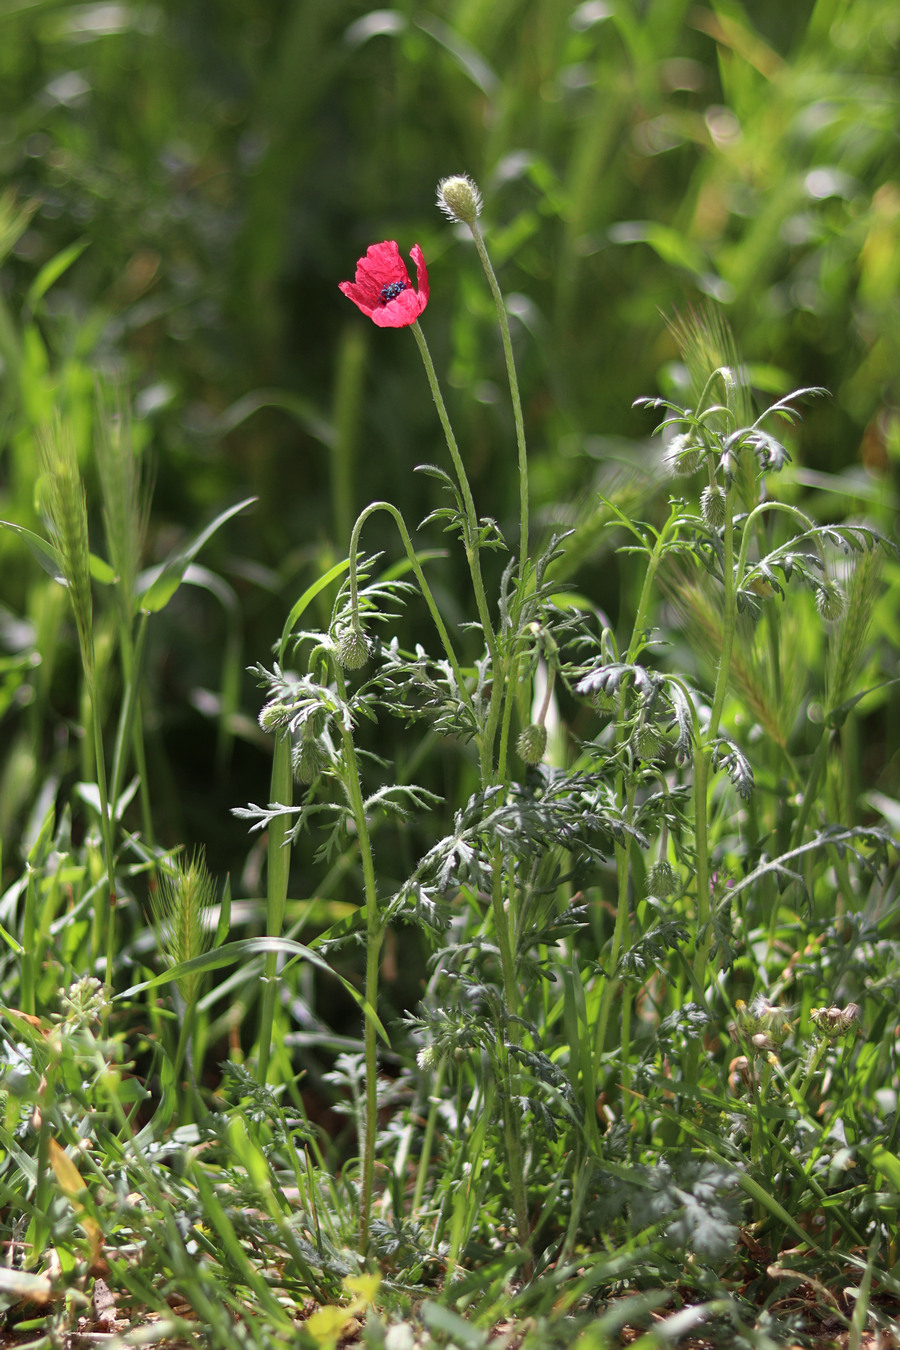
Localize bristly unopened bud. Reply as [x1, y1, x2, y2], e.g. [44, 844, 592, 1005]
[336, 624, 370, 671]
[634, 725, 663, 762]
[665, 432, 704, 476]
[647, 859, 677, 898]
[259, 700, 290, 733]
[416, 1044, 440, 1071]
[517, 723, 548, 765]
[293, 735, 329, 785]
[436, 174, 483, 226]
[816, 582, 845, 622]
[700, 484, 727, 530]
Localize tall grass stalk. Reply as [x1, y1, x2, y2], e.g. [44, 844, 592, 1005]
[38, 420, 117, 1004]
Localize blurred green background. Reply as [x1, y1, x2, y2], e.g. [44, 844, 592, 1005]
[1, 0, 898, 883]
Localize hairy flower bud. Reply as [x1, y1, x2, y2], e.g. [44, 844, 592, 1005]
[700, 484, 726, 530]
[816, 582, 845, 622]
[259, 700, 290, 733]
[634, 725, 662, 762]
[517, 723, 548, 765]
[293, 735, 329, 785]
[593, 688, 616, 718]
[336, 624, 370, 671]
[647, 859, 678, 898]
[665, 432, 704, 476]
[416, 1044, 440, 1071]
[436, 174, 483, 226]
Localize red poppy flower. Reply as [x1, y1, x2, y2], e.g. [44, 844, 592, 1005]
[338, 240, 429, 328]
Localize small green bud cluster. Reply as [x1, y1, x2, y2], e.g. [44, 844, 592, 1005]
[436, 174, 483, 226]
[517, 722, 548, 765]
[727, 996, 792, 1053]
[809, 1002, 861, 1037]
[59, 975, 109, 1029]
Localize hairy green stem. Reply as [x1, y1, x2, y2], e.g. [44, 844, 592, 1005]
[692, 481, 737, 1001]
[469, 221, 529, 581]
[257, 731, 293, 1085]
[333, 666, 383, 1255]
[410, 321, 499, 668]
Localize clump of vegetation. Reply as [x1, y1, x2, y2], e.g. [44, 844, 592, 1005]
[0, 4, 899, 1347]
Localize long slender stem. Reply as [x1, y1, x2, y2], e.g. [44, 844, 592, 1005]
[411, 1058, 446, 1215]
[692, 482, 737, 1001]
[257, 731, 293, 1085]
[89, 671, 117, 1015]
[469, 222, 529, 581]
[333, 666, 383, 1255]
[410, 322, 499, 668]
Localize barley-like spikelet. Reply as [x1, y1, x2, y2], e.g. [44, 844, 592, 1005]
[666, 570, 795, 747]
[151, 850, 217, 1007]
[38, 420, 94, 676]
[667, 306, 756, 508]
[826, 549, 883, 714]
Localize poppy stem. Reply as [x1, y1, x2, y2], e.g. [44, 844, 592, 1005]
[410, 320, 499, 672]
[469, 221, 529, 584]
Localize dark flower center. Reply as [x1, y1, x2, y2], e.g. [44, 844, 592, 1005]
[379, 279, 408, 305]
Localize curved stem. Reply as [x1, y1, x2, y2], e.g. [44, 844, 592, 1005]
[625, 515, 677, 664]
[345, 501, 474, 720]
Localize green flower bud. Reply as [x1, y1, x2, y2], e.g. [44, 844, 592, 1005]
[416, 1044, 440, 1071]
[647, 859, 677, 898]
[700, 484, 726, 530]
[259, 700, 290, 733]
[634, 725, 662, 762]
[436, 173, 483, 226]
[666, 432, 704, 476]
[336, 624, 370, 671]
[293, 736, 329, 785]
[517, 723, 548, 765]
[816, 582, 845, 622]
[593, 689, 616, 718]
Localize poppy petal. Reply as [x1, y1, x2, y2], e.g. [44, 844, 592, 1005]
[339, 240, 428, 328]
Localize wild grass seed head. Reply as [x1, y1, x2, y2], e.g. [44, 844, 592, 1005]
[152, 849, 217, 1007]
[825, 548, 883, 713]
[38, 419, 94, 675]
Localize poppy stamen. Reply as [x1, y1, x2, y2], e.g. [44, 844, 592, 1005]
[379, 280, 409, 305]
